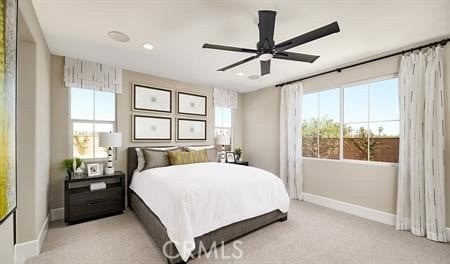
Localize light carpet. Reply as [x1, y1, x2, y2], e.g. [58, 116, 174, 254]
[26, 201, 450, 264]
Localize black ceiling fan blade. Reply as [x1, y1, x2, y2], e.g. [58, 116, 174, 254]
[275, 22, 340, 52]
[258, 10, 276, 49]
[218, 55, 258, 71]
[203, 43, 257, 54]
[274, 51, 319, 63]
[260, 60, 271, 76]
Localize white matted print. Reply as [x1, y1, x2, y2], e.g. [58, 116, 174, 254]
[177, 118, 207, 141]
[133, 84, 172, 113]
[177, 92, 207, 116]
[133, 115, 172, 141]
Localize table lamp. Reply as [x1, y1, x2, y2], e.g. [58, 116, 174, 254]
[216, 135, 230, 163]
[99, 132, 122, 174]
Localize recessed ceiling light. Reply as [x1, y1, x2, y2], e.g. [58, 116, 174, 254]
[236, 72, 245, 76]
[248, 75, 260, 80]
[142, 43, 154, 50]
[108, 31, 130, 43]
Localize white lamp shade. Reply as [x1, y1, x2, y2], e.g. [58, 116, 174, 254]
[99, 132, 122, 147]
[216, 135, 230, 146]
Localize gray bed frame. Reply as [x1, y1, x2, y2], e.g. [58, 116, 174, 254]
[127, 147, 288, 264]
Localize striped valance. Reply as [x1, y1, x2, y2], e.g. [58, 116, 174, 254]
[213, 88, 238, 109]
[64, 57, 123, 94]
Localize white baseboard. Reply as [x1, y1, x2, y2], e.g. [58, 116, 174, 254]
[15, 213, 49, 264]
[50, 207, 64, 221]
[303, 192, 396, 226]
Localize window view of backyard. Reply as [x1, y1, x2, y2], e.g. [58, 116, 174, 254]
[71, 88, 116, 159]
[302, 77, 399, 163]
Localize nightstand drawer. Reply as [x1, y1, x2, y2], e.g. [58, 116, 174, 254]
[69, 186, 122, 206]
[68, 196, 123, 220]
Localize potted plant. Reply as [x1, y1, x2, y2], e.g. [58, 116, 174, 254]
[234, 148, 243, 162]
[62, 158, 83, 177]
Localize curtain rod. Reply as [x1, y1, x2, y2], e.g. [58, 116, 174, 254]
[275, 38, 449, 87]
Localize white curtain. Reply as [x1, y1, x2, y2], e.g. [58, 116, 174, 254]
[396, 47, 446, 242]
[64, 57, 123, 93]
[213, 88, 239, 109]
[280, 82, 303, 200]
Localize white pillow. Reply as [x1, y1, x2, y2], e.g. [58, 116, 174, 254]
[135, 148, 145, 172]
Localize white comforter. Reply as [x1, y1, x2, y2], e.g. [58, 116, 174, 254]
[130, 162, 289, 261]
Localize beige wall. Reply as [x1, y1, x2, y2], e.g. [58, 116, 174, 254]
[50, 57, 244, 209]
[242, 49, 450, 225]
[242, 86, 280, 175]
[16, 0, 52, 245]
[49, 56, 69, 211]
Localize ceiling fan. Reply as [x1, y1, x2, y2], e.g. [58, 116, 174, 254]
[202, 10, 340, 76]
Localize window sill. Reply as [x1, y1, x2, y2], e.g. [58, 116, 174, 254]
[302, 157, 398, 168]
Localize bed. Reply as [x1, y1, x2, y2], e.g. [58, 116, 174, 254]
[127, 147, 289, 264]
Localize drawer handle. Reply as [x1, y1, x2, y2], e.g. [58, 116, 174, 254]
[87, 199, 106, 206]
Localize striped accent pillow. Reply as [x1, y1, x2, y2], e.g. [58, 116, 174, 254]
[168, 149, 209, 165]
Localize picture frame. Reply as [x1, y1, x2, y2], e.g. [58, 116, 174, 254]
[177, 91, 207, 116]
[0, 0, 18, 224]
[87, 163, 101, 177]
[177, 118, 207, 141]
[133, 115, 172, 141]
[226, 152, 236, 163]
[133, 84, 172, 113]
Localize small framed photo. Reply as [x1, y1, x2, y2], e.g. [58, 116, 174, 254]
[87, 163, 101, 177]
[226, 152, 236, 163]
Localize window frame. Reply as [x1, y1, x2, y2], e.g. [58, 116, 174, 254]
[302, 74, 399, 166]
[69, 87, 117, 161]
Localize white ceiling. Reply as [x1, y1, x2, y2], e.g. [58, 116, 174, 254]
[31, 0, 450, 93]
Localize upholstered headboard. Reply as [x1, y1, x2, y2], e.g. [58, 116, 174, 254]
[127, 147, 139, 187]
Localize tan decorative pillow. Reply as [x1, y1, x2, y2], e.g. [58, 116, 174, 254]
[142, 146, 181, 170]
[168, 149, 209, 165]
[185, 145, 218, 162]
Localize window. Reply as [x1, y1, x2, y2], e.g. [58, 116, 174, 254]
[70, 87, 116, 159]
[215, 107, 232, 137]
[302, 88, 340, 159]
[302, 76, 399, 163]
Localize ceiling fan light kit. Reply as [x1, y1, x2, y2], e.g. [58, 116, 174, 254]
[203, 10, 340, 76]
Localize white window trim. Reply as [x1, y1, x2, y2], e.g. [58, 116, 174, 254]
[303, 74, 399, 164]
[69, 88, 117, 161]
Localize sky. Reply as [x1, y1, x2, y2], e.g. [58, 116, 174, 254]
[71, 88, 115, 133]
[303, 78, 400, 136]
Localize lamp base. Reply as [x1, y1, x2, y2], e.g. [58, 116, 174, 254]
[105, 166, 114, 175]
[220, 145, 226, 163]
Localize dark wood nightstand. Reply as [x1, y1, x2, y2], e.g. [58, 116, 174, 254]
[230, 161, 249, 166]
[64, 171, 125, 224]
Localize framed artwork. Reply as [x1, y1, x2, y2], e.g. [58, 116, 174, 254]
[177, 118, 207, 141]
[0, 0, 17, 224]
[87, 163, 101, 177]
[133, 115, 172, 141]
[177, 92, 207, 116]
[226, 152, 236, 163]
[133, 84, 172, 113]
